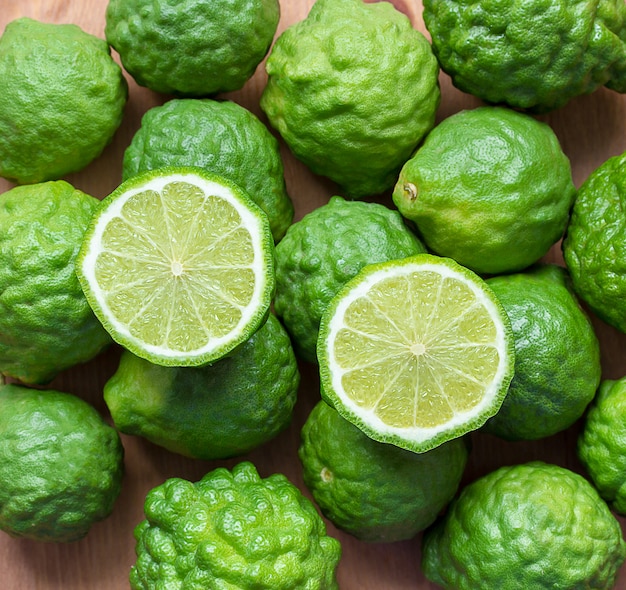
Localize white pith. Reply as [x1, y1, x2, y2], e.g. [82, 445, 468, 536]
[324, 261, 510, 444]
[80, 171, 269, 359]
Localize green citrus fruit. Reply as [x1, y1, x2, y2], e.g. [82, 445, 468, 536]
[77, 167, 275, 367]
[423, 0, 626, 113]
[318, 253, 515, 454]
[393, 106, 576, 275]
[0, 383, 124, 543]
[0, 17, 127, 184]
[260, 0, 441, 197]
[0, 181, 112, 384]
[483, 264, 601, 440]
[298, 400, 469, 543]
[130, 461, 341, 589]
[563, 150, 626, 333]
[122, 98, 293, 242]
[103, 314, 299, 461]
[105, 0, 279, 96]
[274, 196, 425, 363]
[578, 377, 626, 515]
[422, 461, 626, 590]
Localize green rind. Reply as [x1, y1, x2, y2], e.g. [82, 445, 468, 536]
[317, 253, 515, 454]
[76, 166, 275, 367]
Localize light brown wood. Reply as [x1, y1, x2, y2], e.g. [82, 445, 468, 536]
[1, 1, 626, 588]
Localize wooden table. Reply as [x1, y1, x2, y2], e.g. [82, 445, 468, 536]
[2, 1, 626, 588]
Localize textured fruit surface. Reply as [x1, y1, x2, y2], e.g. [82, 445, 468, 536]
[130, 461, 341, 589]
[274, 196, 425, 363]
[105, 0, 279, 95]
[299, 400, 468, 542]
[0, 383, 124, 543]
[104, 314, 300, 460]
[0, 181, 112, 384]
[422, 461, 626, 590]
[0, 17, 127, 184]
[578, 377, 626, 514]
[318, 253, 514, 453]
[423, 0, 626, 112]
[393, 106, 576, 275]
[122, 98, 293, 242]
[483, 264, 601, 440]
[77, 167, 275, 367]
[563, 150, 626, 333]
[261, 0, 440, 197]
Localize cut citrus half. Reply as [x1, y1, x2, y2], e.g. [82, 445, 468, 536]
[77, 167, 275, 366]
[317, 253, 514, 453]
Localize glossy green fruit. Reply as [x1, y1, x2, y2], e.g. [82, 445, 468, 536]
[563, 150, 626, 333]
[130, 462, 341, 589]
[483, 264, 601, 440]
[274, 196, 425, 363]
[0, 17, 127, 184]
[0, 181, 112, 384]
[578, 377, 626, 514]
[104, 315, 300, 461]
[261, 0, 440, 197]
[393, 106, 576, 275]
[422, 461, 626, 589]
[105, 0, 279, 95]
[122, 98, 293, 242]
[0, 383, 124, 542]
[299, 400, 468, 542]
[423, 0, 626, 112]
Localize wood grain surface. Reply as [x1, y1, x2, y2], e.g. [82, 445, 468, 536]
[2, 1, 626, 588]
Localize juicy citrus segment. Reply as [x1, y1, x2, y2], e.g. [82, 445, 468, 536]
[78, 167, 274, 366]
[318, 254, 514, 453]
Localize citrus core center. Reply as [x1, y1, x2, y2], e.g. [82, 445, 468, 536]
[410, 342, 426, 356]
[171, 260, 184, 276]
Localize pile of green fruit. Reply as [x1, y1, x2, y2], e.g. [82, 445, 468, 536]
[1, 0, 626, 588]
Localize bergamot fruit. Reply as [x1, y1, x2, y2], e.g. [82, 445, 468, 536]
[483, 264, 601, 440]
[578, 377, 626, 515]
[393, 106, 576, 275]
[318, 253, 514, 454]
[274, 196, 425, 363]
[122, 98, 293, 242]
[563, 150, 626, 333]
[103, 314, 299, 461]
[0, 181, 112, 384]
[260, 0, 441, 197]
[76, 167, 275, 368]
[0, 383, 124, 543]
[423, 0, 626, 113]
[0, 17, 127, 184]
[422, 461, 626, 590]
[299, 400, 468, 543]
[130, 461, 341, 589]
[105, 0, 279, 96]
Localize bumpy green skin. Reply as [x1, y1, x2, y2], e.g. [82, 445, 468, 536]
[578, 378, 626, 514]
[104, 315, 300, 460]
[393, 107, 576, 275]
[299, 401, 468, 543]
[0, 181, 112, 384]
[260, 0, 440, 197]
[423, 0, 626, 113]
[0, 18, 127, 184]
[122, 98, 293, 242]
[130, 462, 341, 589]
[422, 461, 626, 590]
[563, 151, 626, 333]
[0, 384, 124, 543]
[274, 196, 425, 363]
[483, 265, 601, 440]
[105, 0, 279, 96]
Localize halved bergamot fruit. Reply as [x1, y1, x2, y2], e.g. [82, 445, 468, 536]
[77, 167, 275, 366]
[317, 253, 514, 453]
